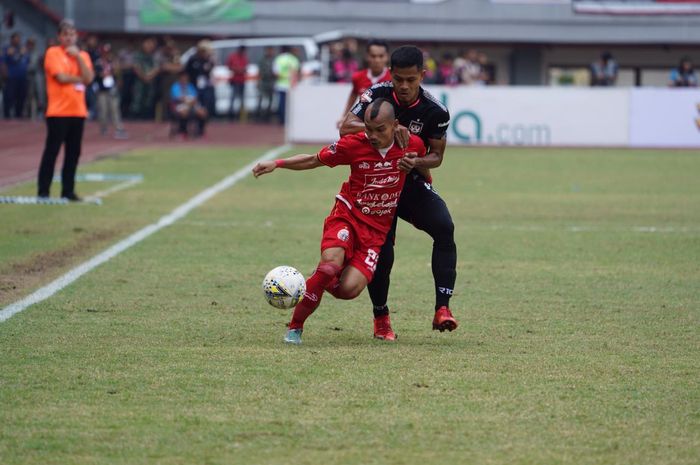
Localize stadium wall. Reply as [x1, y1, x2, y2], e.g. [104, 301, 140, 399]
[287, 85, 700, 148]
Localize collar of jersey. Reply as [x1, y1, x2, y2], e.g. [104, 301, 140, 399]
[392, 90, 421, 109]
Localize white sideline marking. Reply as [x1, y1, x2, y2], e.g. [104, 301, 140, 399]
[0, 144, 292, 323]
[87, 178, 142, 201]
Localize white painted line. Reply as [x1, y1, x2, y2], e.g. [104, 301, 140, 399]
[87, 178, 142, 201]
[0, 144, 292, 323]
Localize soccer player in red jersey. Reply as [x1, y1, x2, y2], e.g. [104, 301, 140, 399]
[253, 99, 426, 344]
[340, 45, 458, 340]
[336, 39, 391, 128]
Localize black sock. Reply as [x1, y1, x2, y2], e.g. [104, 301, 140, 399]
[433, 239, 456, 309]
[373, 305, 389, 318]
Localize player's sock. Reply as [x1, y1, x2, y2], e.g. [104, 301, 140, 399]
[433, 239, 457, 310]
[288, 262, 341, 330]
[367, 240, 393, 310]
[324, 275, 341, 298]
[373, 305, 389, 318]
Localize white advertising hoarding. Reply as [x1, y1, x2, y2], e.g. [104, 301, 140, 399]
[629, 88, 700, 148]
[287, 84, 700, 148]
[434, 87, 628, 146]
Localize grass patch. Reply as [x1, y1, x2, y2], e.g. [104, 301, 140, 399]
[1, 146, 698, 464]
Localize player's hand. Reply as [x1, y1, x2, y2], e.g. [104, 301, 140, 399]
[252, 161, 276, 178]
[398, 151, 419, 172]
[66, 45, 80, 57]
[394, 125, 410, 149]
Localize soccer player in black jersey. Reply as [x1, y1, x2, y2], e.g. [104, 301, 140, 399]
[339, 45, 458, 341]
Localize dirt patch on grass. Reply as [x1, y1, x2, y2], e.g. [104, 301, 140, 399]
[0, 228, 123, 306]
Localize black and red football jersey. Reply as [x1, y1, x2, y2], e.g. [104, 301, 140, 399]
[351, 82, 450, 150]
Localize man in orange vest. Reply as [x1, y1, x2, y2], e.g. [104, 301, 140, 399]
[37, 19, 94, 201]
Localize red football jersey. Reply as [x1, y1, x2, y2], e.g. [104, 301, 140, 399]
[352, 68, 391, 97]
[317, 132, 426, 236]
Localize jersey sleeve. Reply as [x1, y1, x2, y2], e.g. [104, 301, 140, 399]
[410, 135, 428, 158]
[350, 82, 389, 119]
[43, 48, 64, 78]
[80, 51, 94, 73]
[425, 107, 451, 141]
[317, 136, 355, 167]
[351, 71, 363, 95]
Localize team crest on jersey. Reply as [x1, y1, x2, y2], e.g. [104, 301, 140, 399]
[328, 142, 337, 154]
[359, 89, 373, 103]
[359, 162, 370, 169]
[408, 120, 423, 134]
[337, 228, 350, 241]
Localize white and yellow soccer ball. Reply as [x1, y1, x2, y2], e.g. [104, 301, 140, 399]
[262, 266, 306, 309]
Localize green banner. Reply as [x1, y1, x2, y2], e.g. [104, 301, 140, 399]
[140, 0, 253, 25]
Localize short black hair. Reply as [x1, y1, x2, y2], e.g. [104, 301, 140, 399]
[390, 45, 423, 70]
[366, 39, 389, 53]
[58, 19, 75, 33]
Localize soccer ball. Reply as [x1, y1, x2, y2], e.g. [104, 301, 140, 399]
[262, 266, 306, 309]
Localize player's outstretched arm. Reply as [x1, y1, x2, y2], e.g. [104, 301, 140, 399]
[339, 112, 365, 136]
[252, 154, 322, 178]
[337, 91, 359, 129]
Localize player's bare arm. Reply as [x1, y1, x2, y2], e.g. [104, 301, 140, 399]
[398, 136, 445, 178]
[337, 91, 359, 128]
[339, 112, 365, 136]
[65, 46, 95, 84]
[418, 136, 446, 169]
[252, 153, 322, 178]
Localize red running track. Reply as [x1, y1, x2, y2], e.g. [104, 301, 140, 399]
[0, 119, 286, 190]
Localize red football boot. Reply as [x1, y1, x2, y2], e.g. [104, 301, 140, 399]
[373, 314, 397, 341]
[432, 306, 458, 332]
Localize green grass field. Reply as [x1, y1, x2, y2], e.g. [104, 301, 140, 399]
[0, 145, 698, 465]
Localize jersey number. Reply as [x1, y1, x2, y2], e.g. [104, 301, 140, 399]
[364, 249, 379, 272]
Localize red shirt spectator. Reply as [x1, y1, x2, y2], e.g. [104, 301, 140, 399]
[227, 46, 248, 85]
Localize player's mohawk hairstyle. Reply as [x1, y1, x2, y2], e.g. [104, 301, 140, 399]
[368, 98, 393, 121]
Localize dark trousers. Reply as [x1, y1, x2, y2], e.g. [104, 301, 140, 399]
[229, 82, 245, 119]
[276, 90, 287, 125]
[3, 77, 28, 118]
[368, 171, 457, 311]
[37, 117, 85, 197]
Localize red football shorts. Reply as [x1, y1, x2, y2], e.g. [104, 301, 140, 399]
[320, 200, 384, 282]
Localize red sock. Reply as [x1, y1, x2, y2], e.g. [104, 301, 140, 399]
[289, 262, 341, 330]
[324, 275, 341, 298]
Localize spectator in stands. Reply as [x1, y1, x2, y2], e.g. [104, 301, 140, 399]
[24, 37, 43, 119]
[170, 70, 207, 138]
[332, 48, 359, 83]
[2, 32, 29, 118]
[256, 46, 276, 122]
[436, 52, 459, 86]
[155, 38, 182, 122]
[227, 45, 248, 121]
[185, 39, 216, 117]
[84, 34, 100, 119]
[456, 49, 482, 86]
[273, 45, 300, 125]
[478, 51, 494, 85]
[117, 42, 136, 118]
[422, 48, 438, 84]
[37, 19, 94, 201]
[131, 37, 158, 118]
[669, 56, 697, 87]
[590, 51, 618, 86]
[94, 43, 127, 139]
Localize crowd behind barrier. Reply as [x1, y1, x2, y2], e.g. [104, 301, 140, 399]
[0, 32, 697, 130]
